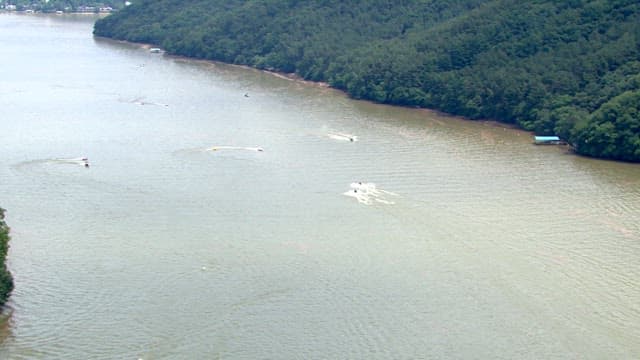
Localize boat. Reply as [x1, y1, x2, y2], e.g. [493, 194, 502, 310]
[534, 136, 564, 145]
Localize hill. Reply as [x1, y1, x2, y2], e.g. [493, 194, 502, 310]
[94, 0, 640, 161]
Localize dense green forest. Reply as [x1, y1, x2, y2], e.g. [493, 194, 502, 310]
[0, 208, 13, 308]
[94, 0, 640, 161]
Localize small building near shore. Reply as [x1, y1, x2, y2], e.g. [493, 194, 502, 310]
[534, 135, 564, 145]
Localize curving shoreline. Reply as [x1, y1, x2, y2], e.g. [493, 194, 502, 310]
[92, 1, 640, 163]
[95, 36, 564, 151]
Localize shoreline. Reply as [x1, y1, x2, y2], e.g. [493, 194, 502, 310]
[102, 37, 335, 91]
[0, 9, 111, 15]
[97, 36, 592, 160]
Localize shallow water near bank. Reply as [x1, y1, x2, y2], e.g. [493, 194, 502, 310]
[0, 14, 639, 359]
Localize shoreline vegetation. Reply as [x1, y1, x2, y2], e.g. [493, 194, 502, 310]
[123, 39, 524, 131]
[121, 39, 545, 149]
[0, 208, 14, 309]
[92, 0, 639, 162]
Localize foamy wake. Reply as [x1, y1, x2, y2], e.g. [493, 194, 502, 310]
[206, 146, 264, 152]
[122, 97, 169, 107]
[52, 157, 90, 166]
[328, 132, 358, 142]
[343, 182, 397, 205]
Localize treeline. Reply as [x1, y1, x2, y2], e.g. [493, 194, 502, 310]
[0, 208, 13, 308]
[94, 0, 640, 161]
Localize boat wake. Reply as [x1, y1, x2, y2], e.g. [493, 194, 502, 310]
[207, 146, 264, 152]
[343, 182, 398, 205]
[120, 96, 169, 107]
[328, 132, 358, 142]
[52, 157, 89, 166]
[49, 157, 91, 168]
[12, 157, 90, 171]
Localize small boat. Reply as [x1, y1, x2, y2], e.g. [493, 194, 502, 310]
[149, 48, 162, 53]
[534, 136, 565, 145]
[328, 132, 357, 142]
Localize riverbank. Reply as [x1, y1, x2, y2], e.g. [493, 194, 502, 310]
[97, 36, 566, 152]
[93, 1, 640, 162]
[0, 208, 13, 309]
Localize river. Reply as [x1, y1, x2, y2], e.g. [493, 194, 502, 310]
[0, 13, 639, 359]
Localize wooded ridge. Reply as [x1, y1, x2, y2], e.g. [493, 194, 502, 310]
[94, 0, 640, 162]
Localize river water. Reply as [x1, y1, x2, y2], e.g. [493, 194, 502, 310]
[0, 14, 639, 359]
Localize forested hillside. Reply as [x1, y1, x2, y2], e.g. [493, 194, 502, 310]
[94, 0, 640, 162]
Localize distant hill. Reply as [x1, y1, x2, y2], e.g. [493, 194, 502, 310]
[94, 0, 640, 162]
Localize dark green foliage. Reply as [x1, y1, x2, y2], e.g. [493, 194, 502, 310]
[0, 208, 14, 308]
[574, 90, 640, 161]
[94, 0, 640, 161]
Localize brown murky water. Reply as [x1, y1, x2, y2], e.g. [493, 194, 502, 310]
[1, 13, 638, 359]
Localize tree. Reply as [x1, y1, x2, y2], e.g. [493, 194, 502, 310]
[0, 208, 14, 308]
[93, 0, 640, 161]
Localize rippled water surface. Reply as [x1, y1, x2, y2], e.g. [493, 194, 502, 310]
[1, 14, 639, 359]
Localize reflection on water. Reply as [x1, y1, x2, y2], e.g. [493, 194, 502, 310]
[1, 13, 639, 360]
